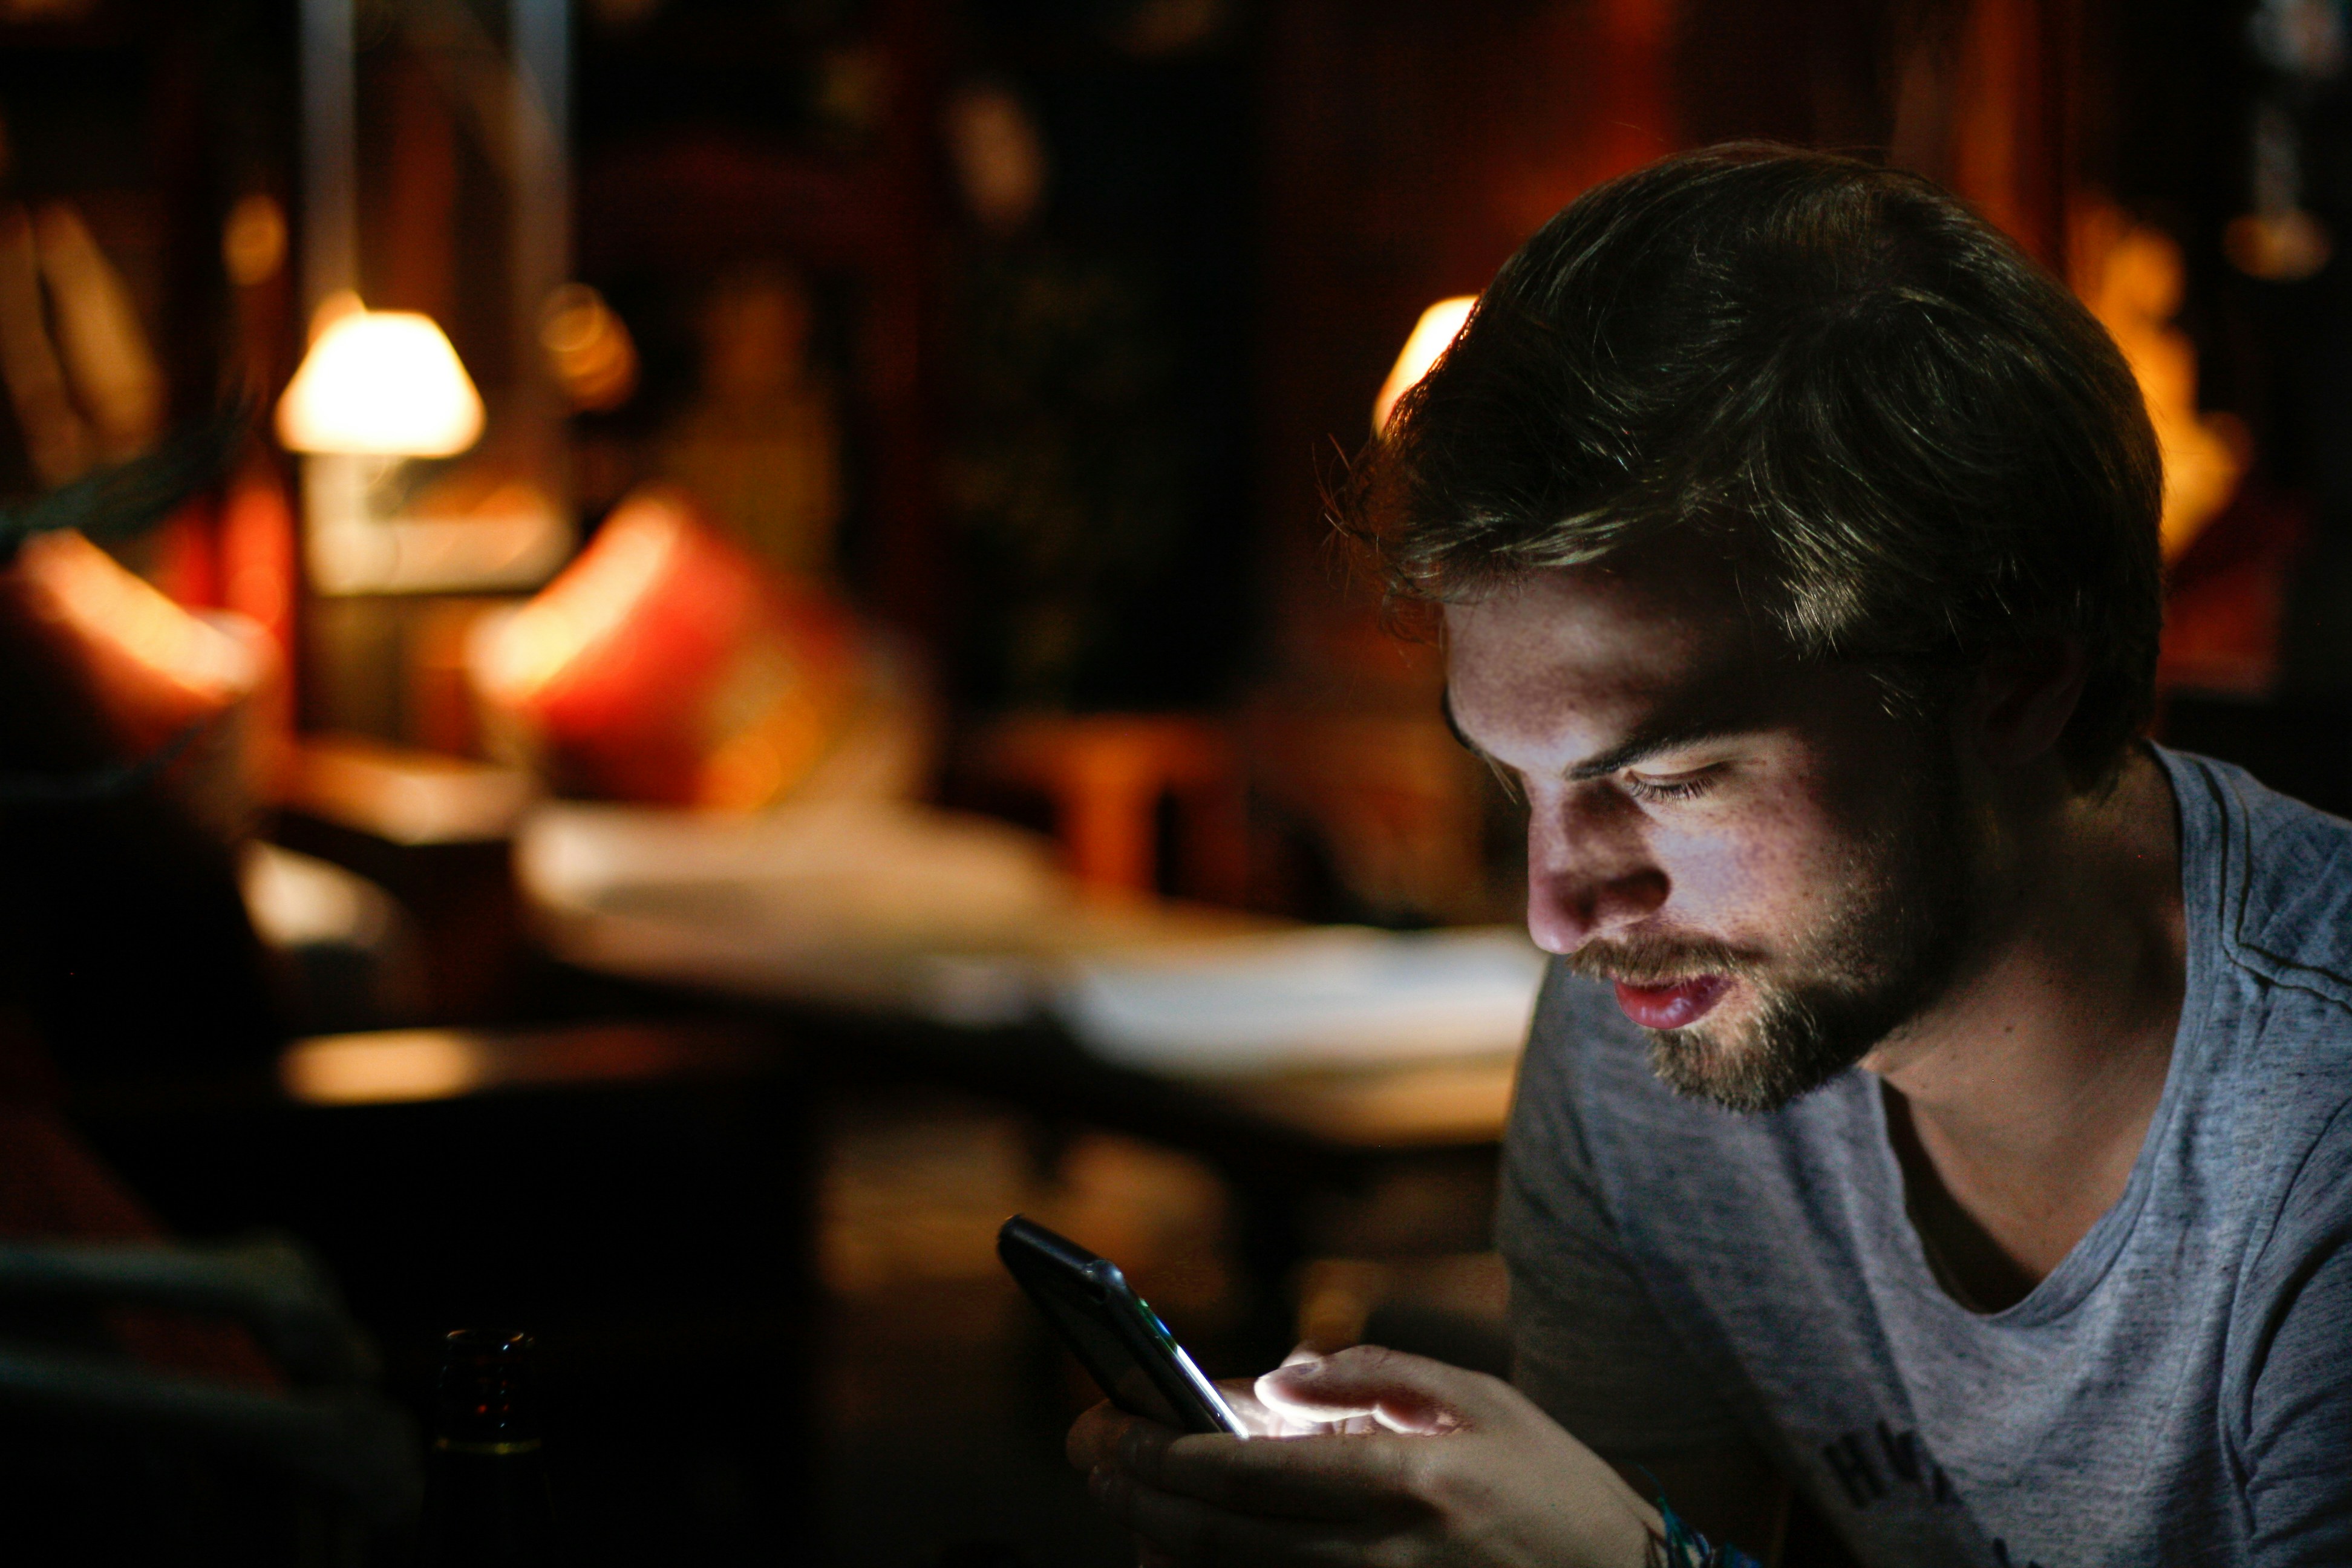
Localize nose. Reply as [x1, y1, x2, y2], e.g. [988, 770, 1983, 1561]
[1524, 786, 1669, 954]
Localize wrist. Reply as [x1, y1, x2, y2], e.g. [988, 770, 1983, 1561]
[1643, 1495, 1764, 1568]
[1623, 1472, 1762, 1568]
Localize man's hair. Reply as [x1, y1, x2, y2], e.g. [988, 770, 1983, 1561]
[1349, 144, 2164, 787]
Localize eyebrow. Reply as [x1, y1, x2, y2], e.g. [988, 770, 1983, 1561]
[1440, 688, 1748, 782]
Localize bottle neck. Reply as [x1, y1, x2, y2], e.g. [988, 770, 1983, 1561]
[419, 1329, 558, 1568]
[433, 1328, 543, 1456]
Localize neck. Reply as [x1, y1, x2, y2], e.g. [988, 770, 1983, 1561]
[1862, 746, 2185, 1307]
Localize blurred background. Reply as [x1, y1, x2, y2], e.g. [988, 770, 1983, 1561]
[0, 0, 2341, 1563]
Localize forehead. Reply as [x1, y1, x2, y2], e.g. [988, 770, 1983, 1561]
[1442, 560, 1785, 750]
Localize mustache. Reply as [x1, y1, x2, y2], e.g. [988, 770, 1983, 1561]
[1558, 934, 1761, 987]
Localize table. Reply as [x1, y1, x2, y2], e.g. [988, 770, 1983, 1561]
[255, 765, 1529, 1364]
[516, 810, 1527, 1361]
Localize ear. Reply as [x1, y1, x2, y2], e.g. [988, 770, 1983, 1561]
[1962, 636, 2090, 771]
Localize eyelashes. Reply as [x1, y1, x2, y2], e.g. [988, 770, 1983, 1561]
[1619, 769, 1719, 804]
[1485, 763, 1726, 808]
[1477, 755, 1525, 805]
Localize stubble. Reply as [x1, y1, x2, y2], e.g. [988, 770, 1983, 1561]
[1564, 759, 1973, 1114]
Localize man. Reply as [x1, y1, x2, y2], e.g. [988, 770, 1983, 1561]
[1069, 146, 2352, 1566]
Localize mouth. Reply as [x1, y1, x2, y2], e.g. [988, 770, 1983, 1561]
[1612, 975, 1733, 1030]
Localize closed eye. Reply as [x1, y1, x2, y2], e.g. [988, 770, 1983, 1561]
[1619, 768, 1719, 803]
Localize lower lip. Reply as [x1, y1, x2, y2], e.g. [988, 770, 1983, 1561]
[1613, 976, 1732, 1030]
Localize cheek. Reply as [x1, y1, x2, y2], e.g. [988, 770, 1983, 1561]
[1655, 777, 1870, 928]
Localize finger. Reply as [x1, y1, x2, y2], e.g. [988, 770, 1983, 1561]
[1071, 1400, 1166, 1472]
[1213, 1377, 1299, 1437]
[1256, 1344, 1506, 1434]
[1216, 1377, 1342, 1439]
[1142, 1428, 1435, 1521]
[1093, 1466, 1375, 1567]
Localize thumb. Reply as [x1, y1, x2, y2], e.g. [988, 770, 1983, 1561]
[1255, 1344, 1501, 1435]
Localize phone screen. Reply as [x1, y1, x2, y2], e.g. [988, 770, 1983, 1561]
[998, 1215, 1244, 1436]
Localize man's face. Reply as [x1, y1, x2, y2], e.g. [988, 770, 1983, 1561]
[1445, 561, 1974, 1113]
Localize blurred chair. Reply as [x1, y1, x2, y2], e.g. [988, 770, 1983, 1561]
[0, 1004, 415, 1565]
[0, 1077, 420, 1558]
[0, 852, 416, 1553]
[1241, 705, 1495, 927]
[0, 524, 288, 1079]
[0, 402, 416, 1558]
[973, 713, 1247, 903]
[0, 1233, 418, 1567]
[467, 488, 869, 810]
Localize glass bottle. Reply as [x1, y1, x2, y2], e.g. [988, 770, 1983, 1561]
[418, 1328, 558, 1568]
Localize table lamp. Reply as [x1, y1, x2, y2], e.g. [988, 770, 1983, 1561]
[1372, 295, 1477, 436]
[276, 293, 566, 598]
[276, 294, 485, 459]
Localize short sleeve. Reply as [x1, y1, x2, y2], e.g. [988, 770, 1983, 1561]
[1500, 964, 1747, 1457]
[2238, 1102, 2352, 1566]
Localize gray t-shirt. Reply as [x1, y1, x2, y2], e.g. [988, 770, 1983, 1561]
[1498, 748, 2352, 1567]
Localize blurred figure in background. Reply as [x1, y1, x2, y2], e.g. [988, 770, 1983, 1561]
[655, 266, 845, 581]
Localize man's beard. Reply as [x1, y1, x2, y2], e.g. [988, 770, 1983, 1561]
[1561, 764, 1973, 1115]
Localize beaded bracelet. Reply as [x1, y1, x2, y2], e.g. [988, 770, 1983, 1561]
[1653, 1491, 1765, 1568]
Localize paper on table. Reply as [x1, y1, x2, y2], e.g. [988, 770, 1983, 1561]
[515, 798, 1071, 1014]
[515, 798, 1267, 1022]
[1056, 925, 1549, 1074]
[518, 798, 1074, 949]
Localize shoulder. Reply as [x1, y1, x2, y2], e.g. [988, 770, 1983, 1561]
[2168, 746, 2352, 1005]
[2161, 753, 2352, 1328]
[2160, 748, 2352, 1207]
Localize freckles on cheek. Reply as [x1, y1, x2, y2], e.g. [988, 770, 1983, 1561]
[1670, 792, 1843, 925]
[1655, 829, 1749, 913]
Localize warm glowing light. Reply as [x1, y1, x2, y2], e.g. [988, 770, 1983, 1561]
[276, 296, 485, 456]
[222, 193, 288, 287]
[13, 529, 278, 811]
[281, 1030, 485, 1105]
[2223, 209, 2331, 283]
[472, 495, 683, 702]
[19, 530, 256, 707]
[2074, 204, 2246, 561]
[540, 283, 638, 413]
[466, 486, 862, 809]
[1372, 295, 1477, 435]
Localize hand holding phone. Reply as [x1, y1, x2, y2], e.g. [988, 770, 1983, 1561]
[996, 1214, 1244, 1436]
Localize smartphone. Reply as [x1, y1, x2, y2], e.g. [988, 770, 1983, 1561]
[997, 1214, 1245, 1436]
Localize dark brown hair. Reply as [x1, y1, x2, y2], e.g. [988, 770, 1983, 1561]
[1346, 144, 2164, 786]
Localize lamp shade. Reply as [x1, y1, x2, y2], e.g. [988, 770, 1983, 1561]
[1372, 295, 1477, 436]
[276, 303, 485, 456]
